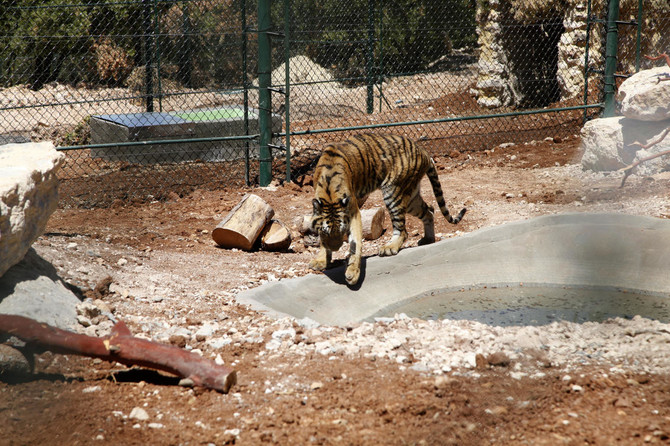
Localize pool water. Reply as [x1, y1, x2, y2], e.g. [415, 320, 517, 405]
[367, 285, 670, 326]
[176, 107, 246, 121]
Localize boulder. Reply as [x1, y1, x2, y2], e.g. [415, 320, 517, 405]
[0, 248, 80, 330]
[580, 116, 670, 174]
[0, 142, 64, 278]
[618, 66, 670, 121]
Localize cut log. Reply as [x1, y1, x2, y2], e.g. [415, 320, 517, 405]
[212, 194, 274, 250]
[296, 215, 313, 235]
[361, 207, 386, 240]
[261, 219, 292, 251]
[297, 207, 386, 242]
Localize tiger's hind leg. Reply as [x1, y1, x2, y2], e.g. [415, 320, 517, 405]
[379, 187, 408, 256]
[407, 187, 436, 246]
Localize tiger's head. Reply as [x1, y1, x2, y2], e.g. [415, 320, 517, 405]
[311, 194, 352, 251]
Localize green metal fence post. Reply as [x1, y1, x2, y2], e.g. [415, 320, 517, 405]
[257, 0, 273, 186]
[635, 0, 643, 72]
[152, 0, 163, 112]
[241, 0, 250, 186]
[366, 0, 375, 114]
[142, 0, 154, 113]
[582, 0, 593, 123]
[284, 0, 291, 182]
[603, 0, 620, 117]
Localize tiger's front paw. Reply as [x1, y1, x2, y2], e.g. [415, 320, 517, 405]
[345, 265, 360, 285]
[309, 258, 328, 271]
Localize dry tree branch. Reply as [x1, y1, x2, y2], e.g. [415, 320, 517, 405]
[0, 314, 237, 393]
[619, 127, 670, 187]
[644, 54, 670, 82]
[644, 53, 670, 68]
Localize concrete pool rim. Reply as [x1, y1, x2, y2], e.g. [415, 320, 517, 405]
[236, 212, 670, 326]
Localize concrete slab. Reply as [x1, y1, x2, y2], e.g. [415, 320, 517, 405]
[236, 213, 670, 326]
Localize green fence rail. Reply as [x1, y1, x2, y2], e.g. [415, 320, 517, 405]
[1, 0, 669, 207]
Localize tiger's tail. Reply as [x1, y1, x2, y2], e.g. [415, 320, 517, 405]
[426, 162, 466, 225]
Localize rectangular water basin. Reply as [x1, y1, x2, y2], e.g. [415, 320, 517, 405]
[90, 107, 282, 163]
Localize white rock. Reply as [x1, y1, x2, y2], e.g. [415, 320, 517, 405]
[0, 142, 64, 277]
[618, 66, 670, 121]
[129, 407, 150, 421]
[207, 337, 232, 349]
[271, 328, 296, 340]
[195, 323, 217, 339]
[464, 352, 478, 369]
[265, 339, 282, 351]
[580, 116, 670, 174]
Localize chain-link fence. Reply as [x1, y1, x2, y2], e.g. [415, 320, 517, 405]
[1, 0, 669, 208]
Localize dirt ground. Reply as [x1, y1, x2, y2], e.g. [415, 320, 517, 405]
[4, 135, 670, 445]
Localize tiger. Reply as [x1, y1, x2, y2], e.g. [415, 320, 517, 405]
[309, 133, 466, 285]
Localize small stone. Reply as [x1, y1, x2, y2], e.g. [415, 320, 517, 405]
[0, 344, 31, 376]
[117, 258, 128, 266]
[310, 381, 323, 390]
[207, 337, 232, 349]
[463, 352, 477, 368]
[148, 423, 164, 429]
[169, 335, 187, 348]
[179, 378, 195, 388]
[475, 353, 488, 369]
[129, 407, 149, 421]
[76, 315, 93, 327]
[487, 352, 511, 367]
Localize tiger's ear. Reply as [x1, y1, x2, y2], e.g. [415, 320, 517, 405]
[312, 198, 323, 214]
[340, 196, 349, 207]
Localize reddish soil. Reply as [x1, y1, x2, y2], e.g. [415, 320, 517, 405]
[4, 132, 670, 445]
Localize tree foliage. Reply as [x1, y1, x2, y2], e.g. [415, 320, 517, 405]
[0, 0, 477, 90]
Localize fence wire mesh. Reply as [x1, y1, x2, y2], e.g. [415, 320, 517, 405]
[1, 0, 669, 208]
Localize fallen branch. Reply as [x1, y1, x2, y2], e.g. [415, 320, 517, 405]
[644, 54, 670, 82]
[619, 127, 670, 187]
[0, 314, 237, 393]
[644, 53, 670, 68]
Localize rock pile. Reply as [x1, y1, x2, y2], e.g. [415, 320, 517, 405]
[581, 66, 670, 176]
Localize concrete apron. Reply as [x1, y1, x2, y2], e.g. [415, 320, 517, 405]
[236, 213, 670, 326]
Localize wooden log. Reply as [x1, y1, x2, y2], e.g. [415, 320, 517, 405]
[296, 215, 313, 235]
[261, 219, 292, 251]
[212, 194, 274, 250]
[361, 207, 386, 240]
[0, 314, 237, 393]
[297, 207, 386, 242]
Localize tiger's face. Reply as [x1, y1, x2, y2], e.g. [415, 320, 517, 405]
[311, 195, 352, 251]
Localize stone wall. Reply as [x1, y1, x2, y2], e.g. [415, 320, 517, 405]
[474, 0, 669, 109]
